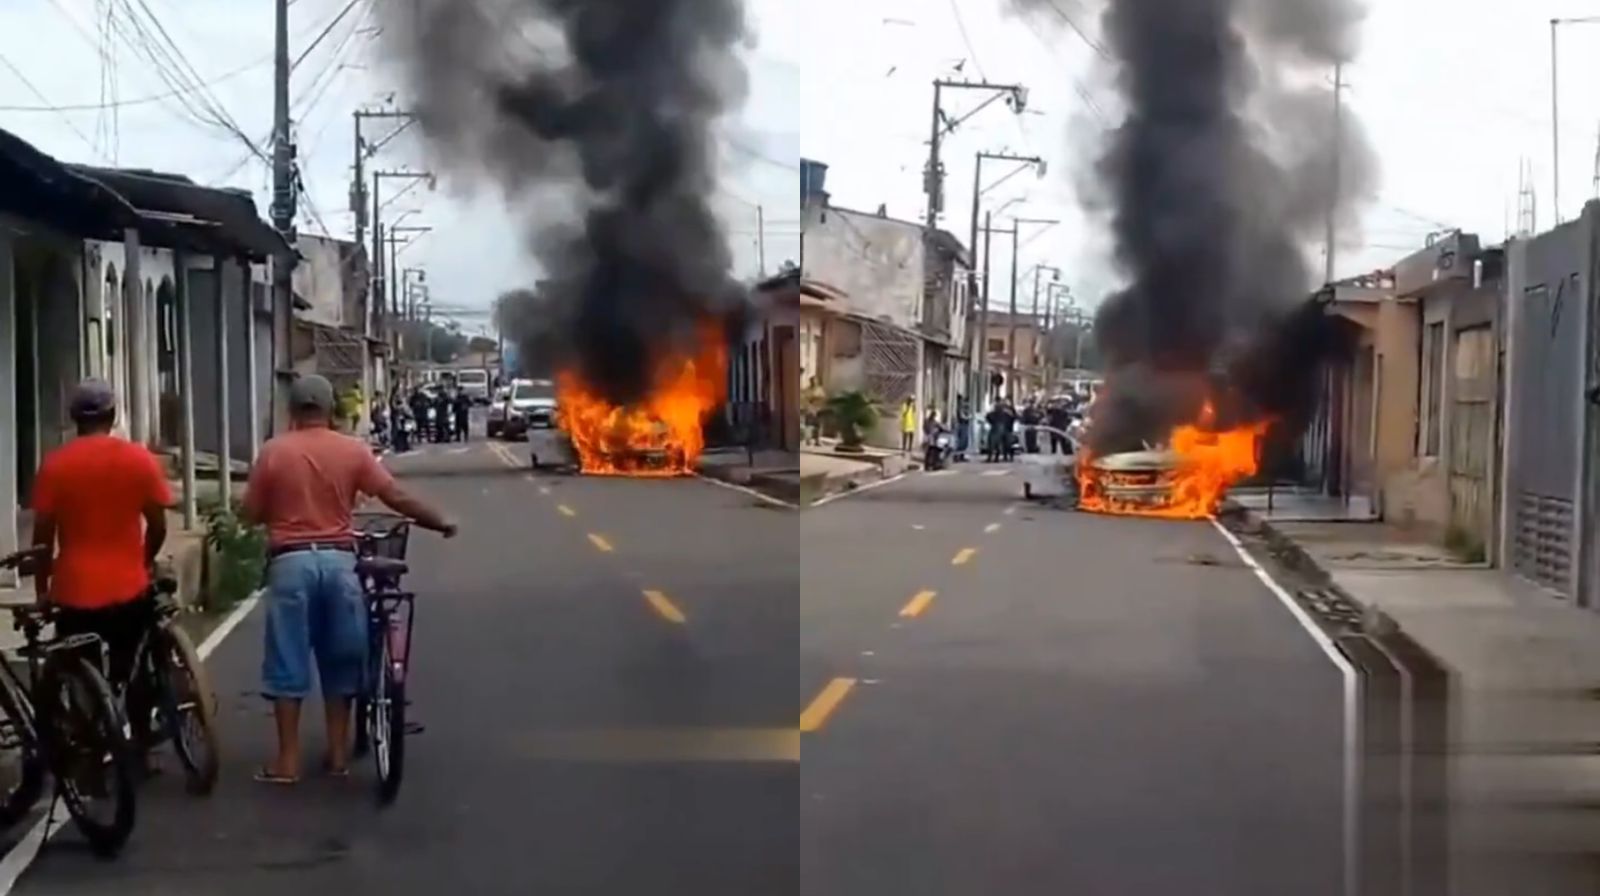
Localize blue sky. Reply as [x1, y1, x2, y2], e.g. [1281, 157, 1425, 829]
[0, 0, 798, 335]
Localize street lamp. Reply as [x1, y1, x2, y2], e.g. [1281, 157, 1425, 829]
[1550, 16, 1600, 224]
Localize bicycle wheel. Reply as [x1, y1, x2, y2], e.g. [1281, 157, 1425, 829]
[155, 627, 219, 795]
[38, 656, 136, 858]
[0, 671, 45, 827]
[370, 634, 405, 805]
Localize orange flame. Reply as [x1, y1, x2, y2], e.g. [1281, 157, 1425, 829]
[555, 327, 727, 477]
[1077, 401, 1269, 520]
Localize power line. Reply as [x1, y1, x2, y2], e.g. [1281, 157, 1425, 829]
[1018, 14, 1109, 129]
[292, 0, 367, 72]
[0, 50, 104, 160]
[103, 0, 263, 157]
[1044, 0, 1111, 61]
[946, 0, 987, 81]
[0, 55, 269, 112]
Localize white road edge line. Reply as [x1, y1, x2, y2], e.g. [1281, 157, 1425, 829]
[0, 589, 265, 894]
[690, 473, 797, 509]
[809, 473, 908, 508]
[1209, 519, 1360, 896]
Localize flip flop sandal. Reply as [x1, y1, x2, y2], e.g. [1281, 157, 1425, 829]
[322, 762, 351, 779]
[254, 767, 298, 786]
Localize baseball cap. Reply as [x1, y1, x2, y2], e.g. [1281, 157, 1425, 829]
[68, 378, 117, 421]
[289, 374, 335, 413]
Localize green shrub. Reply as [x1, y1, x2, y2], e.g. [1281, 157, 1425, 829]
[1444, 524, 1486, 564]
[201, 498, 265, 612]
[825, 391, 879, 451]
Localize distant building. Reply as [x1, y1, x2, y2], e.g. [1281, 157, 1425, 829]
[800, 158, 972, 446]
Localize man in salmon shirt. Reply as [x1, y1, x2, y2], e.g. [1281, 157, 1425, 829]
[244, 375, 455, 784]
[30, 379, 173, 767]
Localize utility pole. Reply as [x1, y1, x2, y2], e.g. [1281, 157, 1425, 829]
[370, 168, 434, 361]
[967, 151, 1043, 403]
[976, 211, 998, 409]
[920, 81, 1029, 414]
[1008, 224, 1019, 398]
[270, 0, 296, 432]
[757, 204, 766, 276]
[1004, 219, 1059, 398]
[1324, 62, 1343, 285]
[1553, 20, 1562, 225]
[1546, 17, 1600, 226]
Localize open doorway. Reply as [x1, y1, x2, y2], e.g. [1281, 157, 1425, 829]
[12, 259, 38, 507]
[157, 277, 179, 447]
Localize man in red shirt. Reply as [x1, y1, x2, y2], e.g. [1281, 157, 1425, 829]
[244, 375, 455, 784]
[31, 379, 174, 762]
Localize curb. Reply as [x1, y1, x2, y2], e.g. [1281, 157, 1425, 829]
[1217, 501, 1404, 641]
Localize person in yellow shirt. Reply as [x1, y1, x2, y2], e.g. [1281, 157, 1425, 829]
[336, 382, 364, 434]
[899, 397, 917, 453]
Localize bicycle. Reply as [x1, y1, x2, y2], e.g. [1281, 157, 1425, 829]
[0, 547, 139, 858]
[104, 579, 220, 795]
[348, 511, 418, 805]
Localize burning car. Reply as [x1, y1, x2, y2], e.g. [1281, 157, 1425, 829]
[1077, 449, 1183, 512]
[1074, 409, 1269, 520]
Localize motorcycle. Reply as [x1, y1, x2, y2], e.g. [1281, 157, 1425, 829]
[393, 411, 414, 453]
[924, 428, 953, 471]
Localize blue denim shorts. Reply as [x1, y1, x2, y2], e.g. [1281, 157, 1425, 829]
[261, 548, 368, 700]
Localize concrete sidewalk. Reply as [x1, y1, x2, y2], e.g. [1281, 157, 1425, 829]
[798, 439, 914, 504]
[1251, 516, 1600, 895]
[697, 448, 803, 503]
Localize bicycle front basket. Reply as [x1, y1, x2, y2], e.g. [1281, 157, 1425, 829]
[353, 512, 410, 561]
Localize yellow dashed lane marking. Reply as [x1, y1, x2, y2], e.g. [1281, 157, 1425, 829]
[588, 533, 614, 552]
[643, 589, 687, 624]
[557, 504, 577, 517]
[951, 547, 977, 566]
[800, 678, 857, 733]
[515, 728, 798, 762]
[900, 589, 936, 617]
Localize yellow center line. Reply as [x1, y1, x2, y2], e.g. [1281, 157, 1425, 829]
[643, 589, 687, 624]
[984, 522, 1001, 534]
[557, 504, 576, 517]
[588, 533, 615, 553]
[800, 678, 857, 733]
[951, 547, 977, 566]
[899, 589, 936, 617]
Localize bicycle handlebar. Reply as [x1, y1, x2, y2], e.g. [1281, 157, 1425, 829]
[0, 546, 48, 574]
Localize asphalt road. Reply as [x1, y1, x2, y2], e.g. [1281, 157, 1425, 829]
[7, 431, 799, 895]
[801, 463, 1353, 896]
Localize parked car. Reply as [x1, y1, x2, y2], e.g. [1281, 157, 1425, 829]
[501, 378, 558, 440]
[486, 385, 512, 438]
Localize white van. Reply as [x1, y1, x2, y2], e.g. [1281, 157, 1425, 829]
[456, 369, 490, 404]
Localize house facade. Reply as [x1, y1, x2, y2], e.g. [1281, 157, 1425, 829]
[1, 128, 290, 585]
[1502, 203, 1600, 607]
[799, 158, 971, 447]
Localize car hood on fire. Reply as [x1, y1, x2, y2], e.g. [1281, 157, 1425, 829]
[1091, 450, 1180, 472]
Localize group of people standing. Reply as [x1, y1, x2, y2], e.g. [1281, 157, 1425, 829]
[369, 384, 473, 450]
[975, 396, 1080, 461]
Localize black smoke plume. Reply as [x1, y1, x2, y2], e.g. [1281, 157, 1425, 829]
[1008, 0, 1375, 453]
[378, 0, 751, 405]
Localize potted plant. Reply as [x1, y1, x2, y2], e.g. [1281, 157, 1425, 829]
[825, 390, 878, 453]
